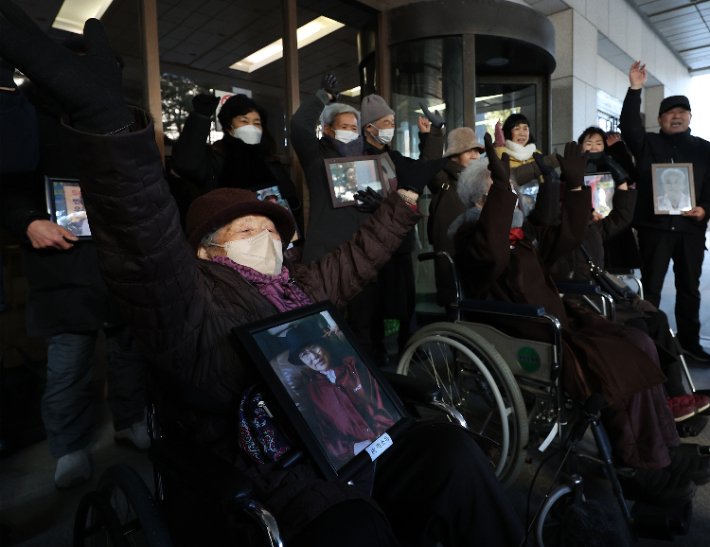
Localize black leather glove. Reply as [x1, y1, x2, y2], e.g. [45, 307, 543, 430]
[320, 73, 338, 101]
[192, 93, 219, 117]
[603, 154, 629, 185]
[0, 2, 131, 134]
[0, 58, 15, 88]
[484, 133, 510, 188]
[556, 142, 587, 189]
[532, 152, 559, 183]
[418, 101, 445, 129]
[354, 187, 384, 213]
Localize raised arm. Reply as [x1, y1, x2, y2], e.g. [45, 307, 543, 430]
[619, 61, 648, 159]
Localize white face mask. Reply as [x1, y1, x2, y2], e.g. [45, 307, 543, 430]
[372, 127, 394, 144]
[230, 124, 263, 145]
[334, 129, 360, 144]
[212, 230, 283, 276]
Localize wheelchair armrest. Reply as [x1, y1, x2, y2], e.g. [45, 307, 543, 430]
[555, 281, 604, 296]
[382, 370, 440, 402]
[151, 437, 254, 506]
[457, 298, 547, 318]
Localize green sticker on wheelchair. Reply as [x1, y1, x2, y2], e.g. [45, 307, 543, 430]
[517, 346, 541, 372]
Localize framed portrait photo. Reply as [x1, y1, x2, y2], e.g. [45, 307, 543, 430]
[45, 177, 92, 239]
[584, 172, 615, 218]
[232, 302, 411, 481]
[324, 156, 390, 208]
[254, 184, 301, 244]
[651, 163, 695, 215]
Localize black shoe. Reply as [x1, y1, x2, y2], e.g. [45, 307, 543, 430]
[680, 344, 710, 363]
[617, 466, 696, 505]
[669, 443, 710, 485]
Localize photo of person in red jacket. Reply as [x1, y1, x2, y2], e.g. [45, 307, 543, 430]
[285, 315, 398, 468]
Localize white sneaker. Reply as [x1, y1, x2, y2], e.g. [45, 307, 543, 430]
[55, 449, 92, 489]
[114, 420, 151, 450]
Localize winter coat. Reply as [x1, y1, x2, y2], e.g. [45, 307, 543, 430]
[453, 179, 665, 405]
[0, 86, 119, 337]
[301, 356, 395, 466]
[170, 110, 301, 222]
[620, 88, 710, 235]
[68, 110, 419, 535]
[291, 93, 370, 262]
[550, 188, 637, 281]
[427, 160, 466, 306]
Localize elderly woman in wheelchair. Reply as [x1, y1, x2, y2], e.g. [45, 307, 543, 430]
[0, 5, 527, 545]
[449, 134, 710, 511]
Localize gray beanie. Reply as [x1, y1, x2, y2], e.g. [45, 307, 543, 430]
[445, 127, 484, 157]
[320, 103, 361, 128]
[360, 94, 395, 127]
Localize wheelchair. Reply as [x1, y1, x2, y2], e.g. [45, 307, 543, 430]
[72, 367, 468, 546]
[399, 251, 693, 545]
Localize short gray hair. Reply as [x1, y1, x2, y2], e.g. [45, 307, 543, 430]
[457, 157, 493, 207]
[320, 102, 361, 128]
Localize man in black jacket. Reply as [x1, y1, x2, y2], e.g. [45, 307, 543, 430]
[620, 61, 710, 362]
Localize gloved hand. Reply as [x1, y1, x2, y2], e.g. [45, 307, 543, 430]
[603, 154, 629, 186]
[418, 102, 445, 129]
[321, 73, 338, 101]
[0, 1, 132, 134]
[0, 57, 15, 88]
[354, 187, 384, 213]
[484, 133, 510, 188]
[556, 142, 587, 189]
[192, 93, 219, 117]
[533, 152, 560, 185]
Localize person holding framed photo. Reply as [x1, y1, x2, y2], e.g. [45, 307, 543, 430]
[620, 61, 710, 362]
[0, 8, 524, 545]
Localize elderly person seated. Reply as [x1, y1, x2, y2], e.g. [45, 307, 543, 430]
[452, 134, 710, 507]
[0, 6, 525, 546]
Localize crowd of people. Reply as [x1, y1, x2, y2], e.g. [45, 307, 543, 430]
[1, 1, 710, 544]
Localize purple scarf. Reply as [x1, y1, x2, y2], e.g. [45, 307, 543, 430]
[212, 256, 312, 312]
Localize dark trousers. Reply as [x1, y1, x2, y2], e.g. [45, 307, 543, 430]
[637, 228, 706, 349]
[293, 422, 524, 547]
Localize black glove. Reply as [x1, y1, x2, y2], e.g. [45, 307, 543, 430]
[320, 73, 338, 101]
[354, 187, 384, 213]
[0, 57, 15, 88]
[484, 133, 510, 188]
[192, 93, 219, 117]
[556, 142, 587, 189]
[418, 101, 445, 129]
[533, 152, 560, 185]
[0, 2, 131, 134]
[603, 154, 629, 186]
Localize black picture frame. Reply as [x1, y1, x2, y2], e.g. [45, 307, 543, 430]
[45, 176, 92, 239]
[651, 163, 695, 215]
[231, 302, 411, 481]
[324, 156, 391, 208]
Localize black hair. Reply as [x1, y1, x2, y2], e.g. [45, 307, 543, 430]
[217, 94, 267, 133]
[577, 126, 608, 149]
[502, 113, 534, 144]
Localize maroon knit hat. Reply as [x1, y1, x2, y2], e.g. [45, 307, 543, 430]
[185, 188, 295, 249]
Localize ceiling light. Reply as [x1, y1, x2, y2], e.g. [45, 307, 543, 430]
[231, 16, 345, 73]
[52, 0, 115, 34]
[340, 86, 361, 97]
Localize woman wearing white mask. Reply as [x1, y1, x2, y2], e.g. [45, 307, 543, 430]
[172, 93, 301, 229]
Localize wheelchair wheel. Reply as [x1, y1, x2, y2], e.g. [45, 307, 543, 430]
[398, 322, 528, 486]
[74, 464, 172, 547]
[535, 484, 575, 547]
